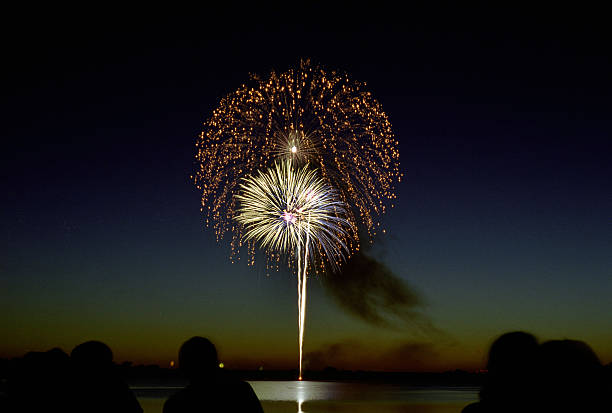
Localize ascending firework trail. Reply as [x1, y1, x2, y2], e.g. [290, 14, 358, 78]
[193, 60, 400, 379]
[234, 160, 350, 379]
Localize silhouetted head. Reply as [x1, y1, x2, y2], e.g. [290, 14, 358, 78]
[178, 336, 219, 382]
[480, 331, 539, 408]
[19, 349, 68, 379]
[486, 331, 539, 374]
[71, 341, 113, 373]
[44, 348, 70, 378]
[539, 339, 601, 373]
[46, 347, 70, 362]
[538, 339, 606, 409]
[9, 348, 71, 407]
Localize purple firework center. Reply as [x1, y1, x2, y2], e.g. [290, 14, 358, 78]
[281, 209, 300, 225]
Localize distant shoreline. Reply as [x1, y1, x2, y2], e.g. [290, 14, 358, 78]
[122, 367, 486, 387]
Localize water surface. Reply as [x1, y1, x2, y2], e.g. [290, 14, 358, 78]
[134, 380, 478, 413]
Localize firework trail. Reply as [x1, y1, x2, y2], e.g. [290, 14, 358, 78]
[194, 60, 400, 378]
[235, 160, 351, 378]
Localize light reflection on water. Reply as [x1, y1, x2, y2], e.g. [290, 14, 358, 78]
[134, 380, 479, 413]
[297, 381, 305, 413]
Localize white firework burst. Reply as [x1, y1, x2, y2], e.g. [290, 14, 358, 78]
[234, 159, 350, 270]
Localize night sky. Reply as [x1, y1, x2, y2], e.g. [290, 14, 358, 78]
[2, 6, 610, 372]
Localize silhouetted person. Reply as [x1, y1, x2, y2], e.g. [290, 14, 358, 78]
[163, 336, 263, 413]
[0, 358, 6, 410]
[5, 347, 71, 412]
[68, 340, 142, 413]
[462, 331, 539, 413]
[537, 339, 610, 411]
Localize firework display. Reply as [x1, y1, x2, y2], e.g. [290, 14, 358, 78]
[194, 60, 400, 379]
[194, 60, 400, 260]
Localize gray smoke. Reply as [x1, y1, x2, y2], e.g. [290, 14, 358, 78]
[322, 250, 438, 334]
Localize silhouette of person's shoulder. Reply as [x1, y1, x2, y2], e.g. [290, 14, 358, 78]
[163, 376, 262, 413]
[461, 401, 482, 413]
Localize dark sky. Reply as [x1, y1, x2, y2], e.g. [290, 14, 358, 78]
[1, 5, 610, 370]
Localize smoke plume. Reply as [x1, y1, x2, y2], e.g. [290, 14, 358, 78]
[322, 250, 438, 334]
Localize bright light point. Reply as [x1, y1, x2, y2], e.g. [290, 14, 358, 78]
[291, 145, 297, 153]
[298, 376, 302, 381]
[282, 211, 297, 224]
[169, 360, 175, 368]
[219, 362, 224, 368]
